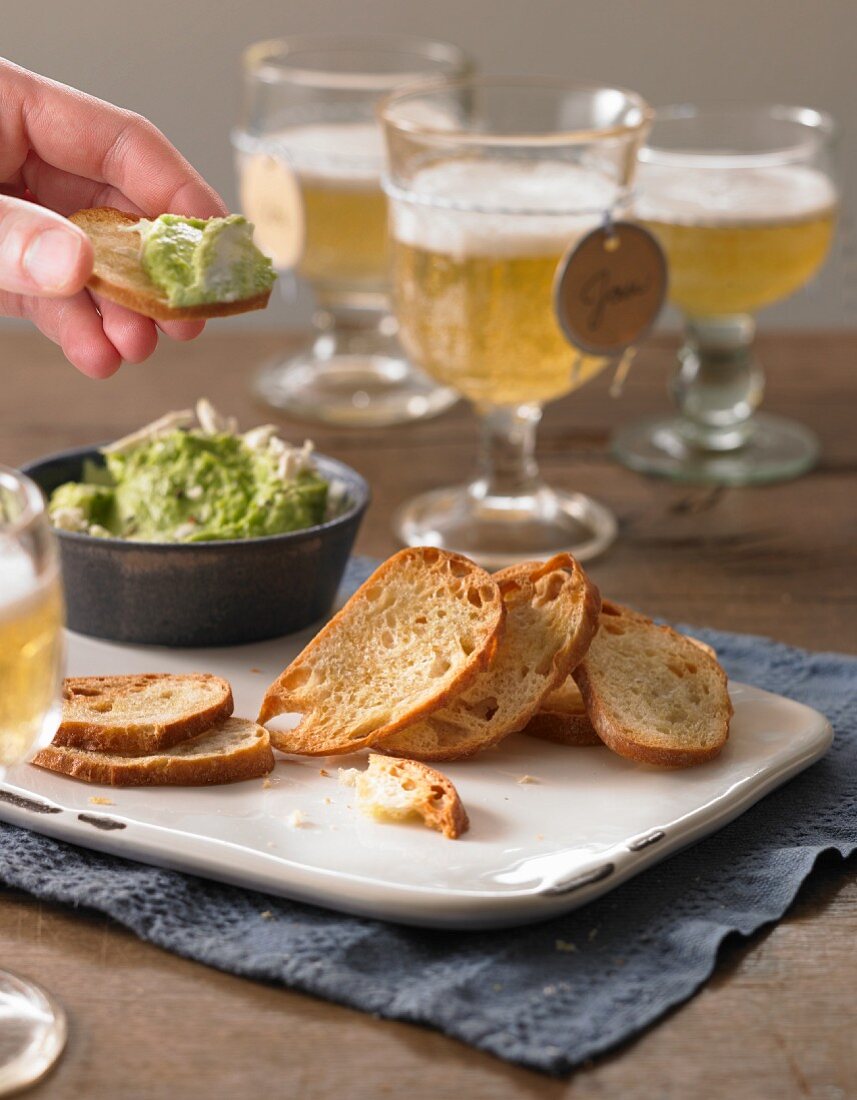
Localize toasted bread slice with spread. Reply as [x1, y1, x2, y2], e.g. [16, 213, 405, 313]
[521, 677, 603, 747]
[53, 674, 234, 756]
[572, 601, 732, 767]
[340, 754, 469, 839]
[378, 554, 600, 761]
[69, 208, 272, 321]
[258, 547, 505, 757]
[32, 717, 274, 787]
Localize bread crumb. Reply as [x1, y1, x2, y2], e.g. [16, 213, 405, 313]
[322, 797, 332, 806]
[88, 796, 114, 806]
[556, 939, 577, 953]
[286, 809, 307, 828]
[249, 667, 264, 674]
[535, 833, 544, 841]
[588, 928, 599, 942]
[260, 910, 273, 920]
[517, 774, 539, 784]
[262, 777, 273, 789]
[338, 768, 360, 788]
[319, 768, 330, 778]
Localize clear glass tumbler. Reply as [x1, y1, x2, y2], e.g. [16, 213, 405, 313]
[234, 34, 472, 427]
[613, 105, 838, 485]
[380, 77, 651, 567]
[0, 468, 66, 1094]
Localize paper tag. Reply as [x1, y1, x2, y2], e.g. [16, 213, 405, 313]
[554, 222, 667, 356]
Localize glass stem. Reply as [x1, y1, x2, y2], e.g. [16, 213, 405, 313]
[470, 404, 544, 501]
[672, 314, 765, 452]
[310, 304, 398, 361]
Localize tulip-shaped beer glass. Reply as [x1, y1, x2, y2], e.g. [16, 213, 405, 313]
[381, 78, 651, 566]
[0, 468, 66, 1093]
[614, 105, 838, 484]
[234, 34, 472, 426]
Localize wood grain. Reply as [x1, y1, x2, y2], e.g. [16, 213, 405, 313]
[1, 328, 855, 1099]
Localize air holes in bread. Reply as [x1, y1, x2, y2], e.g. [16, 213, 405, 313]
[282, 666, 312, 691]
[430, 654, 452, 677]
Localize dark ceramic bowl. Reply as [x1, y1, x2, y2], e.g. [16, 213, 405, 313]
[23, 447, 369, 647]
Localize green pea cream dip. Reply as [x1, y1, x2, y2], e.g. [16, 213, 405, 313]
[49, 400, 329, 543]
[138, 214, 276, 307]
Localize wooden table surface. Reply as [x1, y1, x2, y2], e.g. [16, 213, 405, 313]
[1, 329, 855, 1099]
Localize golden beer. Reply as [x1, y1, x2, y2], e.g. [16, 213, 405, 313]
[0, 560, 63, 767]
[390, 161, 616, 408]
[239, 123, 389, 307]
[636, 164, 837, 316]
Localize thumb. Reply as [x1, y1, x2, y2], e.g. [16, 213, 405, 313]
[0, 196, 93, 297]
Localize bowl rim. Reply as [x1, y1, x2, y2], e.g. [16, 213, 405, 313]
[22, 445, 370, 552]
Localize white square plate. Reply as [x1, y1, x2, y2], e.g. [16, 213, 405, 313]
[0, 628, 832, 929]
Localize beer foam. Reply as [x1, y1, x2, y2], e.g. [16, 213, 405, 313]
[266, 123, 383, 187]
[635, 164, 837, 226]
[389, 160, 621, 257]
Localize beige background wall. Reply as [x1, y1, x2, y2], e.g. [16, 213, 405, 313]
[3, 0, 853, 329]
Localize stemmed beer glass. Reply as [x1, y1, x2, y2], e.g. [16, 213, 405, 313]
[0, 468, 66, 1094]
[380, 77, 651, 566]
[234, 34, 472, 427]
[613, 104, 838, 484]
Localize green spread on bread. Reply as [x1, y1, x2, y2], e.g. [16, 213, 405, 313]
[137, 214, 276, 307]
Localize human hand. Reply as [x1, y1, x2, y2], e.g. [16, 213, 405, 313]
[0, 58, 228, 378]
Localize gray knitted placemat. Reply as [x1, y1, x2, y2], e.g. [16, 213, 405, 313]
[1, 558, 854, 1075]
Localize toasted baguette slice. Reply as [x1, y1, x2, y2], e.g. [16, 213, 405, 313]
[340, 754, 469, 839]
[378, 554, 600, 761]
[54, 674, 234, 756]
[69, 208, 272, 321]
[521, 678, 602, 747]
[31, 717, 274, 787]
[522, 622, 716, 748]
[572, 601, 732, 768]
[258, 547, 505, 757]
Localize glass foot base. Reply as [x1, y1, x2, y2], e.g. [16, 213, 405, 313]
[394, 484, 617, 570]
[612, 412, 819, 486]
[0, 970, 66, 1095]
[254, 350, 458, 428]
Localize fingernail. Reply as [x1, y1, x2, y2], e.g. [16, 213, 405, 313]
[24, 229, 84, 292]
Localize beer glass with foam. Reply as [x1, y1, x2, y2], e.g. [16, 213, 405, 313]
[381, 78, 651, 566]
[233, 35, 472, 426]
[613, 105, 838, 484]
[0, 467, 66, 1089]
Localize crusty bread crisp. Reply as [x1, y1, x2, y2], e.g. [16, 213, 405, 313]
[378, 553, 600, 761]
[258, 547, 505, 757]
[340, 753, 469, 839]
[572, 601, 732, 767]
[32, 717, 274, 787]
[69, 207, 272, 321]
[521, 677, 602, 747]
[54, 674, 234, 757]
[522, 622, 716, 749]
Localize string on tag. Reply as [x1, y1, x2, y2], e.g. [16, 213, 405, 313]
[609, 345, 637, 398]
[570, 350, 585, 388]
